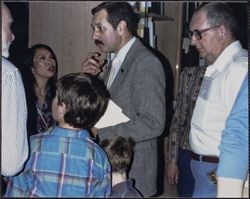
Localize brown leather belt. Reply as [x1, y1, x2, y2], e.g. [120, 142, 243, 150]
[191, 152, 219, 163]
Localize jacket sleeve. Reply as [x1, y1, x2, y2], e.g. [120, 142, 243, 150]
[98, 54, 166, 143]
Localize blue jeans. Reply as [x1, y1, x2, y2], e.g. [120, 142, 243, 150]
[177, 149, 194, 197]
[191, 159, 217, 198]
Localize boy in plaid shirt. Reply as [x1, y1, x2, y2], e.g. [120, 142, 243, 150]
[5, 73, 111, 197]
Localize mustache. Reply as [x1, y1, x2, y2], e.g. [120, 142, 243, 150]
[94, 40, 104, 46]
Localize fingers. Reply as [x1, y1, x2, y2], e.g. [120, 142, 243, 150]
[81, 53, 100, 68]
[167, 163, 179, 185]
[81, 52, 105, 75]
[87, 52, 101, 59]
[168, 175, 176, 185]
[168, 175, 178, 185]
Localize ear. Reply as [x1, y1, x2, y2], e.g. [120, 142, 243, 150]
[219, 25, 228, 40]
[117, 20, 127, 35]
[31, 67, 35, 74]
[58, 102, 66, 118]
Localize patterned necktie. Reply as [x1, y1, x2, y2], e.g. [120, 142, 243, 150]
[107, 56, 120, 89]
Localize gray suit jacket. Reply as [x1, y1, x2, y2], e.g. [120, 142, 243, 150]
[98, 39, 166, 196]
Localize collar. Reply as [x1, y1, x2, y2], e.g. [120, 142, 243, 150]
[112, 179, 134, 191]
[111, 36, 136, 63]
[206, 40, 243, 77]
[49, 126, 91, 139]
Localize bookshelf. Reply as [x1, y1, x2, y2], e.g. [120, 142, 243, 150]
[135, 11, 174, 21]
[133, 1, 174, 48]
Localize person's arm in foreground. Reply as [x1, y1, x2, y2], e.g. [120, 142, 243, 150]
[217, 76, 248, 197]
[2, 63, 29, 176]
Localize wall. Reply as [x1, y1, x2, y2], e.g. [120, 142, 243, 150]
[29, 1, 183, 95]
[155, 2, 183, 96]
[28, 2, 182, 196]
[29, 1, 102, 78]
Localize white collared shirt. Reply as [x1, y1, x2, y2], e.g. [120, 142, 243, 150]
[108, 37, 136, 87]
[1, 57, 29, 176]
[189, 41, 248, 156]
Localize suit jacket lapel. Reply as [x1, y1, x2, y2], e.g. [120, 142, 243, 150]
[108, 39, 140, 94]
[102, 60, 112, 85]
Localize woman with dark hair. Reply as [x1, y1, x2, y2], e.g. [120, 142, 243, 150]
[20, 44, 58, 136]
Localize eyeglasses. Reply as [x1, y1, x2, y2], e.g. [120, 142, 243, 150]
[189, 25, 220, 40]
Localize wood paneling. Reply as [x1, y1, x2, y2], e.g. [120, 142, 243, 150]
[29, 1, 183, 96]
[28, 2, 182, 196]
[155, 2, 183, 96]
[29, 1, 102, 78]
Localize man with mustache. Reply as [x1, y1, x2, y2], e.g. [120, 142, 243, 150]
[81, 2, 166, 197]
[1, 2, 28, 177]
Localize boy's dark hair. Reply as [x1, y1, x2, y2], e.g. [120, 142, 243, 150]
[56, 72, 110, 129]
[101, 136, 135, 174]
[91, 2, 139, 36]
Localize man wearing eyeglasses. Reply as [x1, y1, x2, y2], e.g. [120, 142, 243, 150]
[188, 2, 248, 197]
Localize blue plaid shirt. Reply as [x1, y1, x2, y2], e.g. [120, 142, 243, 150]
[5, 126, 111, 197]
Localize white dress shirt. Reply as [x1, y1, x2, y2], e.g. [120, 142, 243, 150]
[1, 57, 29, 176]
[189, 41, 248, 156]
[107, 37, 136, 88]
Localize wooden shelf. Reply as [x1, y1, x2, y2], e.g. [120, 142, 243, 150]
[135, 11, 174, 21]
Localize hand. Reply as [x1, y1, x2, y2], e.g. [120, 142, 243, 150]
[91, 127, 99, 137]
[167, 161, 179, 185]
[81, 52, 107, 76]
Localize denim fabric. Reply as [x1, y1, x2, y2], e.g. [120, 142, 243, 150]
[191, 159, 217, 198]
[177, 149, 194, 197]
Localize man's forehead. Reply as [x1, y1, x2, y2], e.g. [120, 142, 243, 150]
[190, 12, 208, 29]
[93, 9, 107, 21]
[91, 10, 109, 27]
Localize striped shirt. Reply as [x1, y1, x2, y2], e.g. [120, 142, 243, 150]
[5, 126, 111, 197]
[1, 57, 28, 176]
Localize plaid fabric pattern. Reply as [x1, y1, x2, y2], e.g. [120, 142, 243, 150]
[5, 126, 111, 197]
